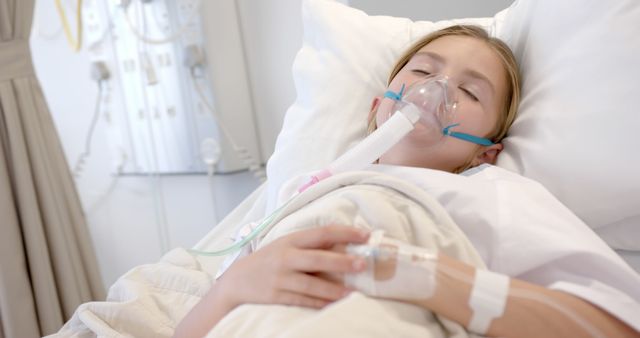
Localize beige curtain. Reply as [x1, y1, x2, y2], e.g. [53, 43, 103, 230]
[0, 0, 105, 337]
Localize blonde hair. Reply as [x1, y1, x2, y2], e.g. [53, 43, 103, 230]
[368, 25, 521, 172]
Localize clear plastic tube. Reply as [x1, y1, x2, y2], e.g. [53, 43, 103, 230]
[507, 288, 606, 338]
[327, 105, 420, 175]
[72, 81, 106, 178]
[187, 196, 294, 257]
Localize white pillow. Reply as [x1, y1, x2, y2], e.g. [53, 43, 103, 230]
[495, 0, 640, 251]
[266, 0, 640, 251]
[266, 0, 507, 210]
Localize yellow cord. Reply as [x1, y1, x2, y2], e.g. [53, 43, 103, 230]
[54, 0, 83, 52]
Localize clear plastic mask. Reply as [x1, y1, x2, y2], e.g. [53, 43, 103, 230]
[379, 75, 457, 146]
[381, 75, 494, 147]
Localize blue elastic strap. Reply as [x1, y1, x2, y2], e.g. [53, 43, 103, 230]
[443, 123, 495, 146]
[383, 83, 405, 101]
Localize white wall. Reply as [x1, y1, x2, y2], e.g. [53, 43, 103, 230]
[31, 0, 261, 286]
[233, 0, 304, 161]
[349, 0, 514, 21]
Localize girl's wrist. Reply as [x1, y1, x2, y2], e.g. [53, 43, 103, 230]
[209, 277, 238, 314]
[407, 254, 474, 324]
[173, 278, 238, 338]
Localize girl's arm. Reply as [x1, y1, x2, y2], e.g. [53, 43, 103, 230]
[173, 282, 235, 338]
[173, 226, 369, 338]
[418, 254, 639, 338]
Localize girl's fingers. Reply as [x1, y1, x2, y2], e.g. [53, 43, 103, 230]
[286, 225, 370, 249]
[276, 290, 331, 309]
[286, 249, 366, 274]
[279, 272, 351, 302]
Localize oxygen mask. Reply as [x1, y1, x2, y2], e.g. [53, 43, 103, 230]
[298, 75, 493, 192]
[378, 75, 458, 147]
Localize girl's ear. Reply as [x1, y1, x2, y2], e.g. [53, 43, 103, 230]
[369, 96, 382, 117]
[472, 142, 503, 166]
[368, 97, 381, 120]
[367, 97, 382, 134]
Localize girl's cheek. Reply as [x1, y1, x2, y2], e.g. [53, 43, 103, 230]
[376, 99, 396, 124]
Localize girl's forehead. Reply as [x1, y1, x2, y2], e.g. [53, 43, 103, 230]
[417, 35, 492, 58]
[411, 36, 508, 88]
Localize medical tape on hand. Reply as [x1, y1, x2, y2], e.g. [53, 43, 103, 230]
[345, 230, 437, 300]
[467, 269, 510, 335]
[344, 230, 384, 295]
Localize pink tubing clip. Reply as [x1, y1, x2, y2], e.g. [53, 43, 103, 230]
[297, 169, 332, 193]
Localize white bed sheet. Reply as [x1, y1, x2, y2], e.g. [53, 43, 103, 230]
[618, 250, 640, 273]
[195, 164, 640, 332]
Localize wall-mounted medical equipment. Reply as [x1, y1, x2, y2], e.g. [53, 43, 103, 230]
[76, 0, 263, 176]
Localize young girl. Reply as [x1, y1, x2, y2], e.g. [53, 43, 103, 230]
[174, 25, 638, 338]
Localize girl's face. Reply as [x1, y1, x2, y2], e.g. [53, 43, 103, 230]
[372, 35, 508, 172]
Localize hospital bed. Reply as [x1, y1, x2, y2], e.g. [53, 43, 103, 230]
[50, 0, 640, 336]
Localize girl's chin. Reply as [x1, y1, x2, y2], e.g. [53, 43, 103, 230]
[378, 153, 420, 168]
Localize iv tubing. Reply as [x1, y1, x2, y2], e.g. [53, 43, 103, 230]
[433, 256, 606, 338]
[137, 7, 171, 253]
[72, 81, 105, 177]
[191, 69, 265, 180]
[349, 241, 607, 338]
[188, 197, 294, 257]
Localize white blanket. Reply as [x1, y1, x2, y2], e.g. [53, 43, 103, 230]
[51, 165, 640, 336]
[52, 171, 484, 337]
[209, 171, 485, 338]
[48, 248, 208, 337]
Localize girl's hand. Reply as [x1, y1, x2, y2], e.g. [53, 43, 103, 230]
[216, 225, 370, 310]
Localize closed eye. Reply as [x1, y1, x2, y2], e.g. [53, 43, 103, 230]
[460, 87, 479, 102]
[412, 69, 431, 76]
